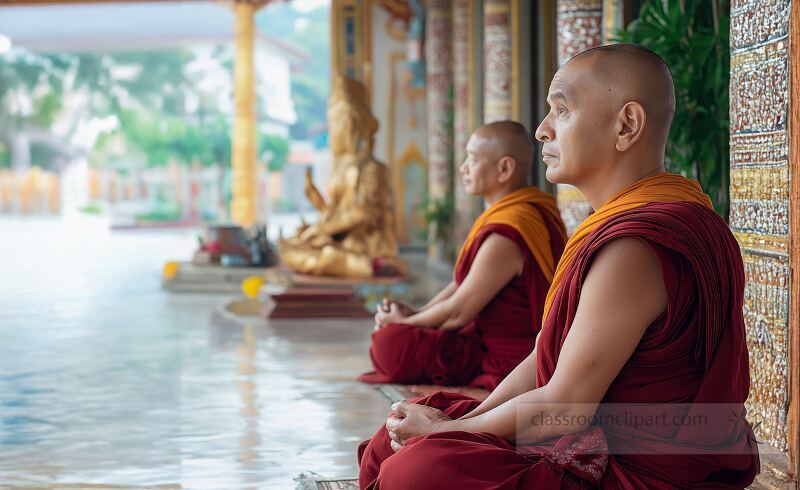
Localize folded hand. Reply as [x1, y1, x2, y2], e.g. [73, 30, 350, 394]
[385, 401, 454, 452]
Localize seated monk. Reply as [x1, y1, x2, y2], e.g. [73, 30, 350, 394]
[358, 121, 567, 392]
[358, 44, 759, 489]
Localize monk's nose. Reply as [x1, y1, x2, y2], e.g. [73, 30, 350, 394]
[535, 117, 554, 142]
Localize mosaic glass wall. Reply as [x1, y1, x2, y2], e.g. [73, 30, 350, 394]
[453, 0, 479, 246]
[729, 0, 791, 451]
[426, 0, 454, 200]
[555, 0, 602, 233]
[483, 0, 513, 122]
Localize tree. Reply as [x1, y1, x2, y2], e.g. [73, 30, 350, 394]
[0, 49, 80, 170]
[260, 134, 289, 172]
[258, 4, 330, 140]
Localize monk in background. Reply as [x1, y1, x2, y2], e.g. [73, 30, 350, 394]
[358, 44, 759, 489]
[358, 121, 567, 392]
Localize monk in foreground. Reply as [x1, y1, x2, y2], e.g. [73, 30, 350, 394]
[358, 121, 567, 391]
[358, 44, 759, 489]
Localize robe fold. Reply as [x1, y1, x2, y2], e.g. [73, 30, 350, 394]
[358, 173, 759, 489]
[359, 187, 566, 391]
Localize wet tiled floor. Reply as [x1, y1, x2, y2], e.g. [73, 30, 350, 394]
[0, 216, 391, 489]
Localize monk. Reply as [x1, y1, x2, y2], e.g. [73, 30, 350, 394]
[358, 121, 567, 391]
[358, 44, 759, 489]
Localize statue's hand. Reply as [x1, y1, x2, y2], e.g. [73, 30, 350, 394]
[299, 224, 320, 241]
[304, 169, 327, 211]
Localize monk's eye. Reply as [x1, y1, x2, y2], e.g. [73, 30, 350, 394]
[558, 106, 568, 117]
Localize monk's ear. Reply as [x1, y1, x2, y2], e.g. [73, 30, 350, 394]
[614, 102, 646, 152]
[497, 156, 517, 183]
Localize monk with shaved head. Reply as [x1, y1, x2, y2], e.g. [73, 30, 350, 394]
[358, 44, 759, 489]
[359, 120, 567, 391]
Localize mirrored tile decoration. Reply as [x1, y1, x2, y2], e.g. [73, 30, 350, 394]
[729, 0, 791, 451]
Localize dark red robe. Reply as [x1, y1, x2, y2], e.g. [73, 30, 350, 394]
[358, 201, 759, 489]
[359, 211, 566, 391]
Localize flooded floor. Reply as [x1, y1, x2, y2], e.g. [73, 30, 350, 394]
[0, 216, 390, 489]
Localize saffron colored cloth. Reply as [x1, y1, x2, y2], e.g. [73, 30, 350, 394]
[358, 195, 758, 489]
[359, 188, 566, 392]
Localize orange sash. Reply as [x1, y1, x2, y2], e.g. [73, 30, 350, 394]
[456, 186, 566, 283]
[543, 173, 714, 320]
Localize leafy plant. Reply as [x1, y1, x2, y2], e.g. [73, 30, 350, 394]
[615, 0, 730, 218]
[423, 195, 454, 246]
[260, 134, 290, 172]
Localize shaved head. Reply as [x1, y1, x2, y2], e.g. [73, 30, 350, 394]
[460, 120, 536, 202]
[473, 120, 534, 183]
[567, 43, 676, 143]
[535, 43, 675, 206]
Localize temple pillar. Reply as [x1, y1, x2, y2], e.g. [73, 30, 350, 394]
[452, 0, 481, 246]
[601, 0, 625, 45]
[729, 0, 798, 477]
[555, 0, 602, 233]
[230, 0, 259, 227]
[425, 0, 454, 258]
[483, 0, 513, 123]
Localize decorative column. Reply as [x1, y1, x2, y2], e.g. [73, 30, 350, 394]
[729, 0, 795, 471]
[601, 0, 625, 45]
[452, 0, 480, 246]
[230, 0, 262, 227]
[483, 0, 513, 122]
[331, 0, 370, 87]
[425, 0, 454, 257]
[555, 0, 602, 233]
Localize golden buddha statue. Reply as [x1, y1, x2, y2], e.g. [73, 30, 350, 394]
[279, 76, 399, 278]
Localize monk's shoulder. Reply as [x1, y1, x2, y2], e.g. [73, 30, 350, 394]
[590, 237, 663, 292]
[472, 231, 526, 273]
[476, 223, 528, 255]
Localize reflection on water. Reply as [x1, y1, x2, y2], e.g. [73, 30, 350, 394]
[0, 216, 388, 489]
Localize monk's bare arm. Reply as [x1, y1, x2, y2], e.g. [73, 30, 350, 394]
[458, 348, 538, 420]
[452, 238, 666, 442]
[397, 234, 524, 329]
[419, 280, 458, 311]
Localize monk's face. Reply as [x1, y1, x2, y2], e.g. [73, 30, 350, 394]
[534, 58, 618, 186]
[459, 131, 503, 196]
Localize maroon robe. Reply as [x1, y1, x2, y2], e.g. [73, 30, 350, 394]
[358, 201, 759, 489]
[359, 211, 566, 391]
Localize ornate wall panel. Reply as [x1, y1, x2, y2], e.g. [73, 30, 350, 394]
[729, 0, 792, 452]
[483, 0, 513, 122]
[555, 0, 601, 233]
[332, 0, 369, 85]
[556, 0, 602, 65]
[426, 0, 453, 201]
[453, 0, 480, 246]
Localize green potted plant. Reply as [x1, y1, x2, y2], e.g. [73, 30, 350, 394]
[615, 0, 730, 219]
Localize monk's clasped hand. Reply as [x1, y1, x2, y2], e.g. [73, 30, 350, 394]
[374, 301, 408, 329]
[385, 401, 454, 452]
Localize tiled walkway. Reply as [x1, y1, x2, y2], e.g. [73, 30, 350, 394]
[0, 216, 391, 489]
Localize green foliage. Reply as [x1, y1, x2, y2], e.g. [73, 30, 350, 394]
[615, 0, 730, 218]
[135, 204, 181, 223]
[79, 202, 103, 215]
[112, 51, 193, 114]
[0, 143, 9, 168]
[423, 195, 454, 244]
[30, 142, 62, 170]
[0, 50, 73, 127]
[291, 75, 329, 140]
[114, 110, 233, 168]
[258, 4, 330, 139]
[260, 134, 289, 172]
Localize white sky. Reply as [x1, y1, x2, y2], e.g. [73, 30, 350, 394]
[291, 0, 329, 12]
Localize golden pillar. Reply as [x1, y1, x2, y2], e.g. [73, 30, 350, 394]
[231, 0, 270, 227]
